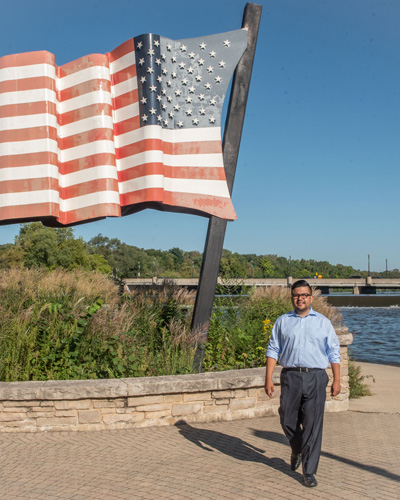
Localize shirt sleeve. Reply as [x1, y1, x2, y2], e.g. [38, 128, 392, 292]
[266, 319, 281, 360]
[325, 320, 341, 364]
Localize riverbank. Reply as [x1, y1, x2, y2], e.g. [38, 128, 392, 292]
[349, 361, 400, 413]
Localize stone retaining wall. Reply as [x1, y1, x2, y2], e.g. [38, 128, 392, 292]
[0, 329, 351, 433]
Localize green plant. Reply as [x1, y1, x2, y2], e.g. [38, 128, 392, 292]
[348, 360, 373, 399]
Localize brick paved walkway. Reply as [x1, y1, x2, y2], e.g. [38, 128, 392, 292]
[0, 410, 399, 500]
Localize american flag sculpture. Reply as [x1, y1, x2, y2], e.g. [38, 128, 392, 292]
[0, 29, 247, 226]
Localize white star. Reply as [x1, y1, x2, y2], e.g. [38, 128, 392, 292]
[180, 44, 187, 52]
[179, 62, 186, 69]
[156, 95, 162, 101]
[186, 108, 193, 116]
[186, 96, 192, 103]
[188, 86, 195, 93]
[149, 108, 157, 115]
[192, 118, 199, 125]
[157, 115, 162, 122]
[142, 114, 148, 121]
[140, 76, 146, 83]
[166, 43, 172, 51]
[162, 68, 168, 75]
[167, 80, 172, 87]
[209, 116, 216, 123]
[171, 72, 177, 78]
[147, 48, 155, 56]
[209, 51, 216, 58]
[199, 107, 206, 115]
[174, 104, 180, 111]
[136, 41, 143, 49]
[147, 67, 154, 74]
[198, 94, 205, 101]
[198, 58, 205, 66]
[187, 67, 194, 74]
[150, 85, 157, 92]
[155, 58, 161, 66]
[199, 42, 206, 50]
[210, 98, 217, 105]
[154, 39, 160, 47]
[175, 89, 182, 96]
[164, 119, 168, 126]
[182, 78, 188, 85]
[169, 111, 174, 118]
[177, 121, 184, 128]
[219, 60, 226, 68]
[167, 95, 172, 102]
[162, 89, 167, 95]
[161, 54, 166, 61]
[205, 82, 212, 90]
[157, 76, 162, 83]
[223, 39, 231, 47]
[141, 97, 147, 104]
[207, 66, 213, 73]
[139, 58, 145, 66]
[162, 103, 167, 110]
[171, 56, 177, 63]
[188, 52, 196, 59]
[215, 76, 222, 83]
[195, 75, 202, 82]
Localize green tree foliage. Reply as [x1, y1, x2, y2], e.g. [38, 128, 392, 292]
[0, 223, 111, 273]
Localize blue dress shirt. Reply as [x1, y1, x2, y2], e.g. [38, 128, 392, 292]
[266, 307, 341, 368]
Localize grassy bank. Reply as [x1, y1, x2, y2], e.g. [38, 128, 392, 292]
[0, 268, 342, 382]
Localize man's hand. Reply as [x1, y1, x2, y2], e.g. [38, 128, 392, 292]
[265, 380, 275, 398]
[331, 379, 341, 397]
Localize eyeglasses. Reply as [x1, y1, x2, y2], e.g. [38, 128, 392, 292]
[292, 293, 312, 299]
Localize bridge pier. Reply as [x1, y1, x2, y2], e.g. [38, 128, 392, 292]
[358, 286, 377, 295]
[353, 286, 360, 295]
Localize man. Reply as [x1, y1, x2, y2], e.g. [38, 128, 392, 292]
[265, 280, 341, 488]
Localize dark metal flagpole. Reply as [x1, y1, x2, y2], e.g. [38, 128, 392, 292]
[191, 2, 262, 371]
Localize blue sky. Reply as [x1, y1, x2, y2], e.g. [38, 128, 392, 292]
[1, 0, 399, 271]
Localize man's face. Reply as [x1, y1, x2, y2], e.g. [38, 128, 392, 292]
[291, 286, 313, 316]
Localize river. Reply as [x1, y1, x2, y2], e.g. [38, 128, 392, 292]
[338, 306, 400, 367]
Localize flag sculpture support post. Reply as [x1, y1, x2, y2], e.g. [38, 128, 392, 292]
[191, 2, 262, 372]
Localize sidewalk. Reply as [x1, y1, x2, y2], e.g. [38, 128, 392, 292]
[0, 363, 398, 500]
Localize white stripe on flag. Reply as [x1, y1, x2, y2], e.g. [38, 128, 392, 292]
[59, 190, 120, 211]
[0, 63, 56, 81]
[0, 190, 60, 207]
[58, 66, 111, 90]
[0, 114, 58, 131]
[59, 165, 118, 187]
[0, 138, 58, 156]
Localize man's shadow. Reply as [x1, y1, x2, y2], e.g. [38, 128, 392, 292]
[174, 420, 302, 482]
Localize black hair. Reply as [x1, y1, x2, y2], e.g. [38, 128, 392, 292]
[291, 280, 312, 294]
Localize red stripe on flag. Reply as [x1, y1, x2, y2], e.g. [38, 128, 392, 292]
[108, 39, 135, 62]
[60, 178, 119, 199]
[0, 177, 59, 194]
[112, 89, 138, 110]
[119, 188, 164, 205]
[59, 153, 116, 175]
[0, 203, 59, 220]
[0, 76, 55, 94]
[57, 54, 109, 78]
[113, 116, 140, 136]
[0, 152, 58, 168]
[0, 51, 55, 68]
[0, 101, 57, 118]
[57, 203, 121, 225]
[59, 128, 114, 150]
[0, 126, 57, 144]
[118, 164, 227, 182]
[163, 192, 237, 220]
[110, 66, 137, 85]
[116, 139, 222, 160]
[58, 103, 113, 126]
[59, 79, 111, 102]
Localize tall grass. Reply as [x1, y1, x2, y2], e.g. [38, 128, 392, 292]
[0, 268, 198, 381]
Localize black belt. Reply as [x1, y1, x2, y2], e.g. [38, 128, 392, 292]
[282, 367, 323, 373]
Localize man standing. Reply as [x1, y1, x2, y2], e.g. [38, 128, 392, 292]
[265, 280, 341, 487]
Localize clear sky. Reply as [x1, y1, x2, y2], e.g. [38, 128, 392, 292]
[1, 0, 399, 271]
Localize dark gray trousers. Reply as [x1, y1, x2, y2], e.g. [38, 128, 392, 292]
[279, 369, 329, 475]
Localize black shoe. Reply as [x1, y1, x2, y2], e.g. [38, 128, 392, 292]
[303, 474, 318, 487]
[290, 452, 302, 471]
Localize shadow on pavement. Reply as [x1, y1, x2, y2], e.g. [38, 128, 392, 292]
[252, 429, 400, 483]
[174, 420, 302, 483]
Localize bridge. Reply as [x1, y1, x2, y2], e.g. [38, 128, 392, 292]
[124, 277, 400, 295]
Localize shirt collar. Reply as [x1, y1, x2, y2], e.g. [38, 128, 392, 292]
[288, 307, 317, 318]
